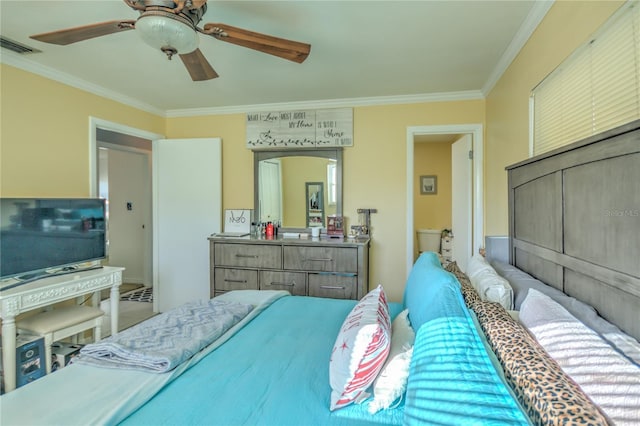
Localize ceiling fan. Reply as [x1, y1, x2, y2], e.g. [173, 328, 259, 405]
[29, 0, 311, 81]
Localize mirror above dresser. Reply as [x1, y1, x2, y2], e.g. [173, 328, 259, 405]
[254, 148, 343, 230]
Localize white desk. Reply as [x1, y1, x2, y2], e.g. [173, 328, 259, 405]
[0, 266, 123, 392]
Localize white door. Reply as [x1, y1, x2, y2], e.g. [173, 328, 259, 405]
[258, 159, 282, 223]
[451, 134, 472, 272]
[103, 148, 150, 285]
[153, 138, 222, 312]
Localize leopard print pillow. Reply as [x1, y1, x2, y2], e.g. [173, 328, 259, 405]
[473, 300, 609, 426]
[444, 261, 482, 309]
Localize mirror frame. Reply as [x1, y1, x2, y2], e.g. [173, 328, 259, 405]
[254, 148, 343, 232]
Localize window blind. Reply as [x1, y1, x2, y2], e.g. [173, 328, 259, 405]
[532, 2, 640, 155]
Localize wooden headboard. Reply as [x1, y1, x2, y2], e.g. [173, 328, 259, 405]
[507, 119, 640, 341]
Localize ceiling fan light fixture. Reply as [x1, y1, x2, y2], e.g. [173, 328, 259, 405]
[136, 12, 199, 55]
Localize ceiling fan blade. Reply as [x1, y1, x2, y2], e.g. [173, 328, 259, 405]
[201, 23, 310, 63]
[179, 49, 219, 81]
[30, 20, 136, 46]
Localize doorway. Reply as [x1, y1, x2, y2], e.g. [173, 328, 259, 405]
[405, 124, 483, 277]
[89, 117, 164, 292]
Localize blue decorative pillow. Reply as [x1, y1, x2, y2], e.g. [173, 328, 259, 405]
[403, 251, 460, 331]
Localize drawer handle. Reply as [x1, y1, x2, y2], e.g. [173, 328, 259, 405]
[305, 257, 333, 262]
[236, 254, 258, 259]
[267, 281, 295, 287]
[224, 279, 248, 284]
[320, 285, 345, 290]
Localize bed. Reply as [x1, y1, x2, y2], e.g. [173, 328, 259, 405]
[1, 120, 639, 425]
[0, 257, 532, 426]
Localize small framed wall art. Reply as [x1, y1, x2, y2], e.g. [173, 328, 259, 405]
[420, 175, 437, 195]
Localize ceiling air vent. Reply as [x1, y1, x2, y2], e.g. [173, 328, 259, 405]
[0, 36, 41, 54]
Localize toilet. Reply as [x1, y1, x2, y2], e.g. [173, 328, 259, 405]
[417, 229, 441, 253]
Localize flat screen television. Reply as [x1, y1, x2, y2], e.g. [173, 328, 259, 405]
[0, 198, 107, 281]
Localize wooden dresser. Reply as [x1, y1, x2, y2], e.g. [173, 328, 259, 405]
[208, 236, 369, 300]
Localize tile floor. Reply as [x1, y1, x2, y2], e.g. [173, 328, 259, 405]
[100, 287, 156, 337]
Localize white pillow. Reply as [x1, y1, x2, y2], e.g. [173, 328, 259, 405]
[329, 285, 391, 411]
[368, 309, 415, 414]
[469, 268, 514, 310]
[466, 254, 493, 279]
[520, 289, 640, 425]
[507, 310, 519, 321]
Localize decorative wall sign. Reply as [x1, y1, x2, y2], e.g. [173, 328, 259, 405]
[246, 108, 353, 149]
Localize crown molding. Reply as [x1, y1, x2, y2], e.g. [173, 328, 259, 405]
[1, 51, 165, 117]
[482, 0, 555, 96]
[3, 49, 484, 118]
[165, 90, 485, 118]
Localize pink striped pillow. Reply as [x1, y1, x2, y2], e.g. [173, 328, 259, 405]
[329, 285, 391, 410]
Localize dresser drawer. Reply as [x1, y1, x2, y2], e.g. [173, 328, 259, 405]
[260, 271, 306, 296]
[308, 273, 357, 299]
[214, 268, 259, 292]
[214, 243, 281, 269]
[283, 246, 357, 273]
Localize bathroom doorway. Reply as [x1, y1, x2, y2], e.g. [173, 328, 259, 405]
[405, 124, 483, 277]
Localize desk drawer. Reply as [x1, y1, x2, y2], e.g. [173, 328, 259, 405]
[214, 268, 259, 292]
[308, 273, 357, 299]
[214, 243, 281, 269]
[284, 246, 357, 273]
[260, 271, 306, 296]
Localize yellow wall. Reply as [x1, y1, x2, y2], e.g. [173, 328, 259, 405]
[165, 101, 485, 302]
[484, 0, 624, 235]
[413, 141, 452, 254]
[1, 65, 484, 303]
[0, 65, 164, 197]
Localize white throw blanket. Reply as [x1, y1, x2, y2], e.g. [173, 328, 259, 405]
[0, 290, 289, 426]
[75, 299, 253, 372]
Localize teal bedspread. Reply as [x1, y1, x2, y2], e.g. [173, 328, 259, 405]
[403, 288, 529, 425]
[121, 295, 405, 426]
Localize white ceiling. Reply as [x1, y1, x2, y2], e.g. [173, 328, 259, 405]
[0, 1, 550, 115]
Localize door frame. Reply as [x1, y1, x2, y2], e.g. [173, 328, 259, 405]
[405, 124, 483, 277]
[89, 117, 164, 290]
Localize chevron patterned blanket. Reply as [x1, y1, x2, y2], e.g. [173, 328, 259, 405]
[75, 299, 253, 372]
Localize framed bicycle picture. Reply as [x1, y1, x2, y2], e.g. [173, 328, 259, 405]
[420, 175, 437, 195]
